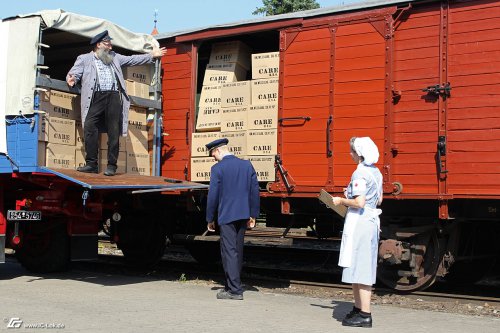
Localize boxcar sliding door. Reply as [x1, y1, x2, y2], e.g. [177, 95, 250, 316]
[279, 26, 332, 190]
[446, 0, 500, 196]
[160, 43, 194, 180]
[391, 2, 443, 196]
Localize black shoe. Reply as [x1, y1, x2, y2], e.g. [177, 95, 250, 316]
[216, 290, 243, 300]
[345, 307, 361, 320]
[77, 164, 98, 174]
[103, 165, 117, 176]
[342, 313, 372, 328]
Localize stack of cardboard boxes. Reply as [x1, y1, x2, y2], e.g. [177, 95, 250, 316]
[191, 45, 280, 183]
[38, 87, 151, 176]
[38, 90, 80, 170]
[246, 51, 279, 183]
[191, 41, 251, 181]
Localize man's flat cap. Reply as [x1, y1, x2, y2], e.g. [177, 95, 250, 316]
[205, 138, 229, 154]
[90, 30, 112, 45]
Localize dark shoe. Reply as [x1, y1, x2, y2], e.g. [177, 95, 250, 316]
[216, 290, 243, 300]
[103, 165, 117, 176]
[345, 306, 361, 320]
[77, 164, 98, 174]
[342, 313, 372, 328]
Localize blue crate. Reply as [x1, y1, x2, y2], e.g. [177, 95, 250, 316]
[0, 114, 41, 173]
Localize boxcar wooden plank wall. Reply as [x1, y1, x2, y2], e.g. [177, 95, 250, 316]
[161, 44, 193, 180]
[332, 22, 386, 187]
[281, 27, 331, 185]
[447, 0, 500, 195]
[392, 3, 442, 194]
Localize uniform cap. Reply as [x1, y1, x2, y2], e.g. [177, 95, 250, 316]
[90, 30, 112, 45]
[205, 138, 229, 155]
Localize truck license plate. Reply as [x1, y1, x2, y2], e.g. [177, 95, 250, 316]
[7, 210, 42, 221]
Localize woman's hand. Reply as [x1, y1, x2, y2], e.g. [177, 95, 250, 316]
[332, 197, 343, 206]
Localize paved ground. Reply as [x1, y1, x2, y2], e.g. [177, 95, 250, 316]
[0, 260, 498, 333]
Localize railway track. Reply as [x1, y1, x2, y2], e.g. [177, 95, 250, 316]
[94, 239, 500, 308]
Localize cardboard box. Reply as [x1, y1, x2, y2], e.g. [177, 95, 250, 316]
[38, 142, 46, 166]
[75, 120, 84, 148]
[221, 81, 251, 108]
[99, 149, 127, 174]
[202, 63, 247, 86]
[100, 133, 127, 152]
[126, 150, 150, 176]
[46, 143, 76, 169]
[198, 84, 222, 108]
[47, 117, 76, 146]
[251, 78, 278, 105]
[248, 104, 278, 130]
[125, 79, 150, 99]
[40, 90, 81, 120]
[38, 115, 48, 142]
[127, 106, 148, 150]
[251, 52, 280, 79]
[75, 147, 86, 169]
[247, 129, 277, 155]
[220, 130, 247, 156]
[209, 41, 252, 69]
[128, 106, 148, 124]
[190, 157, 217, 182]
[248, 156, 276, 182]
[220, 106, 248, 132]
[195, 106, 221, 132]
[191, 132, 220, 157]
[123, 65, 152, 85]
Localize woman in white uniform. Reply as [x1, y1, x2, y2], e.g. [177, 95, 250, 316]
[332, 137, 383, 328]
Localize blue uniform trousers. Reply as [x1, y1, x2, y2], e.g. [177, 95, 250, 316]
[219, 219, 246, 295]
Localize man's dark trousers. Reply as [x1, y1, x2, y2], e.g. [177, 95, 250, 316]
[84, 91, 121, 168]
[219, 219, 246, 295]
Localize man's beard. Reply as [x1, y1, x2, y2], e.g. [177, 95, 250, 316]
[96, 47, 114, 65]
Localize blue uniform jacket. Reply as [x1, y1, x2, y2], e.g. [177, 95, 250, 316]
[206, 155, 260, 225]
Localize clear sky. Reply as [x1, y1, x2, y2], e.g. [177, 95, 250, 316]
[2, 0, 362, 35]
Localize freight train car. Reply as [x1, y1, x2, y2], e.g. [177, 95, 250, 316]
[155, 0, 500, 291]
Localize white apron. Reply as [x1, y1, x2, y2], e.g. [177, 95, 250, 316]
[338, 166, 383, 268]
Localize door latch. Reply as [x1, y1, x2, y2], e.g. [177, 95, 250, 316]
[436, 136, 448, 175]
[422, 82, 451, 100]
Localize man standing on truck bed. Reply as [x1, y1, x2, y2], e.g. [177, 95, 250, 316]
[66, 30, 166, 176]
[205, 138, 260, 300]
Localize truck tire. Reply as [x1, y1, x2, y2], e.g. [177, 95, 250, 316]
[117, 215, 167, 269]
[186, 241, 221, 265]
[16, 222, 70, 273]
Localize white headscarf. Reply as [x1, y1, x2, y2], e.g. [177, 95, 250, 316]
[354, 137, 379, 165]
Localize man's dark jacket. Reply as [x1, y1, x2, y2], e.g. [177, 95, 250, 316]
[206, 155, 260, 225]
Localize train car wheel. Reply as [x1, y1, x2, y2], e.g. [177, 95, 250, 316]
[377, 230, 441, 292]
[117, 214, 167, 269]
[16, 222, 70, 273]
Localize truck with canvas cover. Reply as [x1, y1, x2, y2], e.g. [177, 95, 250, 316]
[0, 10, 207, 271]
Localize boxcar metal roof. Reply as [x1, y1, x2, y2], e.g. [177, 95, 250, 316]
[155, 0, 420, 40]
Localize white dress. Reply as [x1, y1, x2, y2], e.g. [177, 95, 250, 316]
[339, 163, 382, 285]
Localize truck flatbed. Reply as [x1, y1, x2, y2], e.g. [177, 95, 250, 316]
[40, 167, 208, 192]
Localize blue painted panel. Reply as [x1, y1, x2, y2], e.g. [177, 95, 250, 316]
[0, 115, 40, 173]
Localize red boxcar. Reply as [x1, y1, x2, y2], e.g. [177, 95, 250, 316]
[156, 0, 500, 291]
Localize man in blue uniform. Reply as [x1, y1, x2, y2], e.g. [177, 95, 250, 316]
[205, 138, 260, 300]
